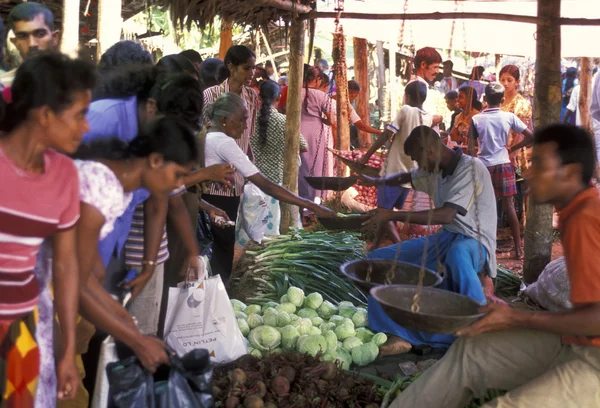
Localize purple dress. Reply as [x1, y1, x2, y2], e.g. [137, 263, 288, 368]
[298, 88, 335, 202]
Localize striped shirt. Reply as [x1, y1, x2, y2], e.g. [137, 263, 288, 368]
[0, 148, 80, 323]
[124, 185, 186, 268]
[202, 79, 260, 197]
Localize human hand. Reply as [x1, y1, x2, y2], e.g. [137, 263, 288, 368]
[123, 271, 152, 300]
[456, 303, 517, 337]
[56, 355, 81, 400]
[207, 205, 230, 222]
[181, 255, 205, 280]
[132, 335, 170, 373]
[205, 163, 235, 187]
[357, 174, 380, 187]
[312, 205, 336, 218]
[361, 208, 394, 228]
[432, 115, 444, 127]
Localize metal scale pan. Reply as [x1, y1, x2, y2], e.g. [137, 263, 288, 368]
[304, 176, 358, 191]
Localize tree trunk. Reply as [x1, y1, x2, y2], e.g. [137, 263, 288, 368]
[219, 19, 233, 60]
[60, 0, 80, 58]
[280, 17, 305, 233]
[376, 41, 387, 122]
[96, 0, 122, 61]
[333, 25, 350, 174]
[353, 37, 371, 148]
[523, 0, 561, 283]
[579, 57, 594, 137]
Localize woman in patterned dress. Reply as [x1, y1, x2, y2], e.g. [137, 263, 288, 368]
[0, 54, 95, 408]
[499, 65, 533, 171]
[449, 86, 480, 149]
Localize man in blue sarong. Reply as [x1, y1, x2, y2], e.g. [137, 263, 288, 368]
[360, 126, 498, 352]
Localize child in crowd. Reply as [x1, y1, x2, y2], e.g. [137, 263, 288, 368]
[441, 90, 461, 139]
[468, 82, 533, 259]
[360, 81, 433, 242]
[450, 86, 480, 146]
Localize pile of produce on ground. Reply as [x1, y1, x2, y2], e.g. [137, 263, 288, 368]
[213, 353, 385, 408]
[494, 266, 523, 298]
[334, 149, 383, 212]
[232, 286, 387, 369]
[230, 229, 367, 306]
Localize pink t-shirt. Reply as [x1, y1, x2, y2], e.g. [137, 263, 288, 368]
[0, 148, 80, 323]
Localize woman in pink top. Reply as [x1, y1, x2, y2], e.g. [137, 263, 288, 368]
[0, 53, 96, 407]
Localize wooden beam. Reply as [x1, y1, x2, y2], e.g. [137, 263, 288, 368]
[353, 37, 371, 148]
[257, 0, 312, 15]
[60, 0, 80, 58]
[280, 17, 305, 233]
[580, 57, 594, 137]
[96, 0, 122, 61]
[523, 0, 561, 284]
[219, 18, 233, 60]
[334, 25, 351, 163]
[307, 11, 600, 26]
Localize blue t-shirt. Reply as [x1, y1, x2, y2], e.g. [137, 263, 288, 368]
[84, 96, 151, 265]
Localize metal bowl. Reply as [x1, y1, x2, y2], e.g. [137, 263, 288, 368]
[317, 214, 370, 230]
[304, 176, 358, 191]
[331, 151, 381, 177]
[370, 285, 484, 334]
[341, 260, 442, 293]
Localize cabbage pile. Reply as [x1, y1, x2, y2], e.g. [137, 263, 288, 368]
[232, 286, 387, 369]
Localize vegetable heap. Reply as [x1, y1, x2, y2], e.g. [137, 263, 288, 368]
[213, 352, 384, 408]
[233, 286, 387, 369]
[231, 229, 367, 306]
[334, 149, 383, 209]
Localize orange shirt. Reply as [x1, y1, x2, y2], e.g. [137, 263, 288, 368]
[559, 188, 600, 347]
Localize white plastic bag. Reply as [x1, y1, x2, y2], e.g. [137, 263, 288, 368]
[238, 182, 269, 242]
[164, 275, 247, 364]
[522, 257, 572, 311]
[91, 337, 118, 408]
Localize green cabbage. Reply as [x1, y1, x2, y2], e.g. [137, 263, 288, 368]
[296, 318, 313, 336]
[280, 294, 290, 304]
[364, 341, 380, 359]
[296, 335, 308, 351]
[351, 344, 377, 367]
[304, 293, 324, 309]
[248, 347, 262, 358]
[280, 325, 301, 351]
[317, 300, 338, 319]
[263, 301, 279, 309]
[320, 322, 336, 335]
[297, 308, 318, 319]
[338, 301, 357, 318]
[290, 314, 301, 322]
[335, 348, 353, 370]
[237, 318, 250, 336]
[351, 309, 368, 328]
[355, 328, 375, 343]
[324, 330, 338, 352]
[245, 304, 262, 315]
[268, 347, 283, 355]
[334, 322, 356, 341]
[277, 311, 292, 327]
[308, 326, 322, 336]
[329, 315, 345, 326]
[263, 307, 277, 316]
[322, 352, 338, 362]
[263, 310, 279, 327]
[247, 313, 264, 329]
[372, 333, 388, 346]
[248, 326, 281, 351]
[235, 311, 248, 320]
[298, 334, 328, 357]
[231, 299, 247, 312]
[342, 337, 363, 351]
[310, 317, 324, 327]
[341, 318, 355, 328]
[287, 286, 305, 307]
[276, 302, 297, 314]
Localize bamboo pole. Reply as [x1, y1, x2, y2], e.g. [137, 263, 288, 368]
[261, 28, 279, 81]
[495, 54, 502, 79]
[96, 0, 122, 61]
[523, 0, 561, 284]
[353, 37, 370, 148]
[307, 11, 600, 26]
[579, 57, 594, 137]
[376, 41, 387, 123]
[280, 17, 305, 233]
[219, 19, 233, 60]
[60, 0, 80, 58]
[333, 25, 351, 167]
[389, 40, 398, 120]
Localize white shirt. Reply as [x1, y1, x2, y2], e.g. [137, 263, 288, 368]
[440, 76, 458, 94]
[570, 77, 600, 162]
[471, 108, 527, 167]
[205, 131, 260, 178]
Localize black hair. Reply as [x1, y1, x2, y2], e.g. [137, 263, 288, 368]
[348, 80, 360, 92]
[534, 124, 595, 186]
[200, 58, 226, 89]
[265, 60, 274, 68]
[485, 82, 505, 106]
[443, 60, 454, 69]
[414, 47, 442, 70]
[257, 80, 280, 146]
[459, 86, 479, 110]
[150, 73, 204, 130]
[97, 41, 153, 74]
[0, 52, 97, 133]
[445, 90, 458, 100]
[563, 67, 578, 105]
[92, 65, 158, 102]
[319, 72, 329, 87]
[222, 45, 256, 79]
[404, 125, 441, 155]
[179, 49, 202, 65]
[8, 2, 54, 31]
[405, 81, 427, 106]
[73, 116, 198, 165]
[303, 65, 322, 112]
[156, 54, 199, 78]
[473, 100, 483, 112]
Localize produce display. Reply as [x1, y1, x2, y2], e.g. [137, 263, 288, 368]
[230, 229, 367, 306]
[213, 353, 386, 408]
[334, 149, 383, 210]
[232, 286, 388, 370]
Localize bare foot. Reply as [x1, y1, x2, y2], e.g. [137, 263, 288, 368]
[485, 293, 508, 306]
[515, 248, 524, 260]
[378, 335, 412, 356]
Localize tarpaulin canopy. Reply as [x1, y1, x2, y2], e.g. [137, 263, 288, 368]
[316, 0, 600, 57]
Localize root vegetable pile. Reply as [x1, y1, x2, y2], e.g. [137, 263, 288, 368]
[334, 150, 384, 209]
[213, 353, 385, 408]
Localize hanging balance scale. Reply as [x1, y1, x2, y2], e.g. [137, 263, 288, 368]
[342, 0, 485, 334]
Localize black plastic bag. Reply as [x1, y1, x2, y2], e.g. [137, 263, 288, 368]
[106, 356, 154, 408]
[180, 349, 214, 406]
[196, 210, 214, 259]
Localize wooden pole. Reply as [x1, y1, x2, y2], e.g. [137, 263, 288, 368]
[307, 11, 600, 26]
[333, 25, 351, 160]
[495, 54, 502, 79]
[353, 37, 370, 148]
[96, 0, 122, 61]
[376, 41, 387, 123]
[60, 0, 80, 58]
[219, 19, 233, 60]
[579, 57, 594, 137]
[389, 40, 398, 120]
[280, 17, 305, 233]
[261, 28, 279, 81]
[523, 0, 561, 284]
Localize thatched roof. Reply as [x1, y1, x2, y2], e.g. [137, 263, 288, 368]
[162, 0, 312, 31]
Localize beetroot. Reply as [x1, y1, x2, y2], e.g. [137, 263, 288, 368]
[270, 376, 290, 397]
